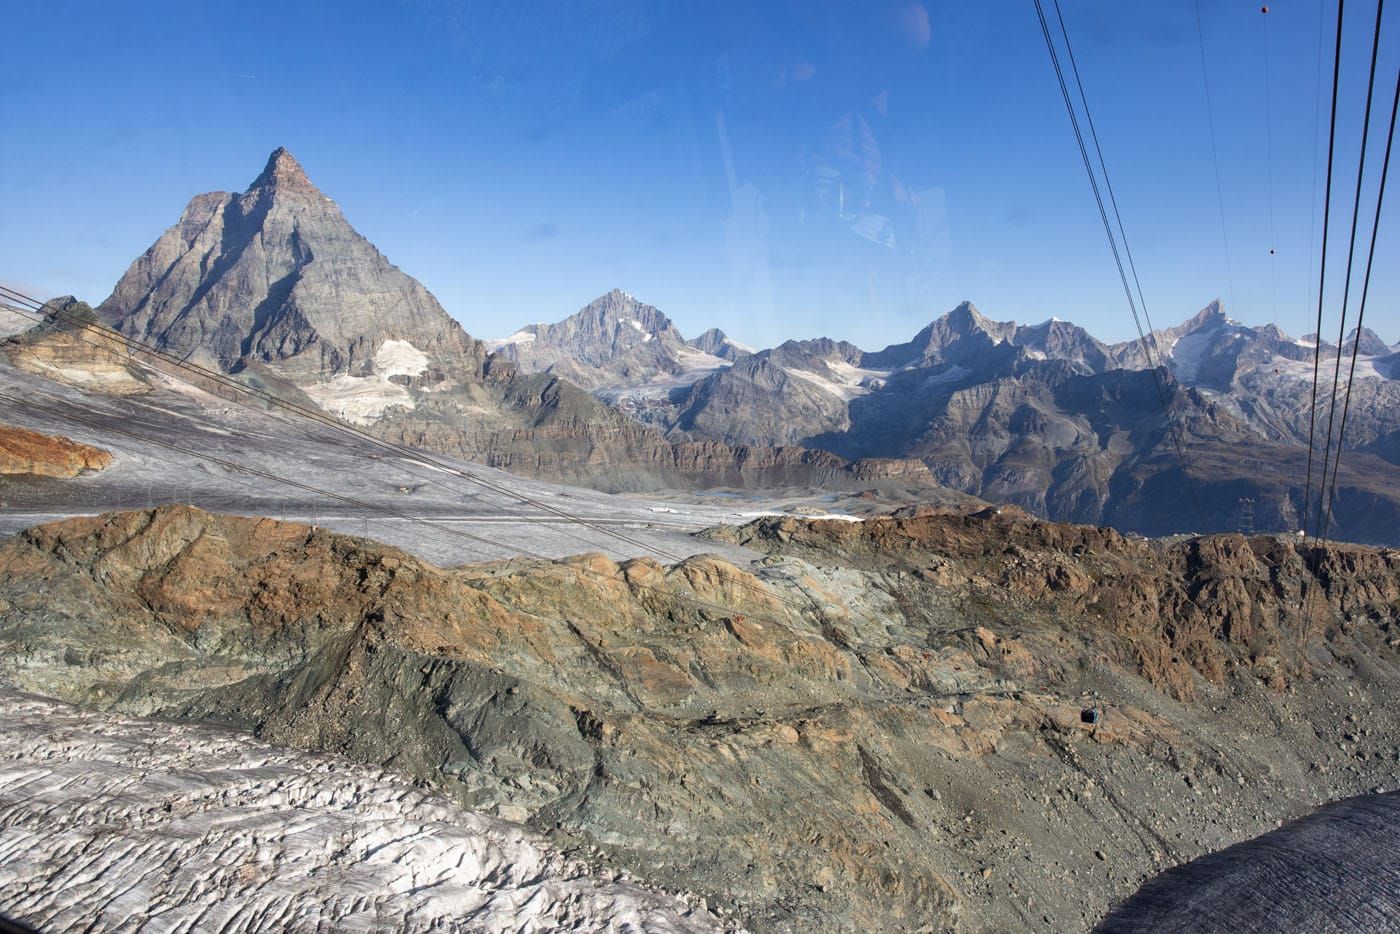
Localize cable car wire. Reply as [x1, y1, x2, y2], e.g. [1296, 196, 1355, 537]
[1314, 0, 1386, 538]
[1301, 0, 1348, 541]
[1050, 0, 1165, 352]
[1262, 4, 1279, 320]
[1320, 61, 1397, 546]
[1193, 0, 1240, 315]
[1031, 0, 1208, 531]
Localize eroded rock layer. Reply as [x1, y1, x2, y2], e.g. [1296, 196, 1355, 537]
[1, 506, 1398, 931]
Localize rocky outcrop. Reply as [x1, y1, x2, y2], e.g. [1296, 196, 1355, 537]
[0, 422, 111, 478]
[710, 508, 1400, 701]
[3, 297, 151, 395]
[4, 505, 1400, 931]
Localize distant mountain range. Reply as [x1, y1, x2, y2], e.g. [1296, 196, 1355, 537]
[69, 148, 934, 496]
[489, 289, 1399, 542]
[20, 147, 1400, 543]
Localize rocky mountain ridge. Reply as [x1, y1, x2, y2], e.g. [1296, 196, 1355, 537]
[34, 145, 1400, 541]
[69, 148, 942, 496]
[2, 504, 1398, 930]
[494, 294, 1398, 542]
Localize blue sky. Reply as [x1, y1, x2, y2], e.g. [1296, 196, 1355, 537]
[3, 0, 1395, 350]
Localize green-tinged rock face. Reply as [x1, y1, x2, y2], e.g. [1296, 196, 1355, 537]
[2, 504, 1400, 931]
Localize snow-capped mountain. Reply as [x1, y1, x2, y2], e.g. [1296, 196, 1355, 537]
[101, 148, 488, 390]
[494, 294, 1398, 541]
[486, 289, 750, 399]
[1111, 301, 1400, 452]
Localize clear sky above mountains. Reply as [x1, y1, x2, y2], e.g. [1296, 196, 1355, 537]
[3, 0, 1395, 350]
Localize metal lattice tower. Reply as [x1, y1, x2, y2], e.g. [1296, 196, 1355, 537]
[1236, 497, 1255, 535]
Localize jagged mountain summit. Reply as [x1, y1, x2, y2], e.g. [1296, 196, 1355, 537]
[100, 148, 486, 388]
[486, 289, 730, 393]
[487, 289, 747, 397]
[1115, 301, 1400, 453]
[489, 289, 685, 370]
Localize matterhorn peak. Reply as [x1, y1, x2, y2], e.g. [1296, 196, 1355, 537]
[98, 146, 472, 381]
[249, 146, 317, 193]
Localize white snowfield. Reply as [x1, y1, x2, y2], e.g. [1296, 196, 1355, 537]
[596, 347, 733, 403]
[302, 372, 414, 425]
[300, 340, 431, 425]
[0, 303, 36, 338]
[0, 691, 720, 934]
[374, 339, 430, 378]
[781, 359, 892, 401]
[481, 329, 539, 351]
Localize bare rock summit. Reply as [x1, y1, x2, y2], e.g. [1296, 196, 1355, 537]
[98, 147, 485, 384]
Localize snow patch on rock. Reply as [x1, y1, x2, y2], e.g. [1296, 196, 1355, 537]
[483, 329, 539, 351]
[304, 373, 414, 424]
[0, 305, 36, 339]
[1265, 354, 1393, 382]
[1169, 329, 1215, 383]
[783, 361, 892, 401]
[375, 338, 429, 377]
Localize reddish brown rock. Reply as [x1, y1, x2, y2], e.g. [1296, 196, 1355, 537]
[0, 424, 112, 478]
